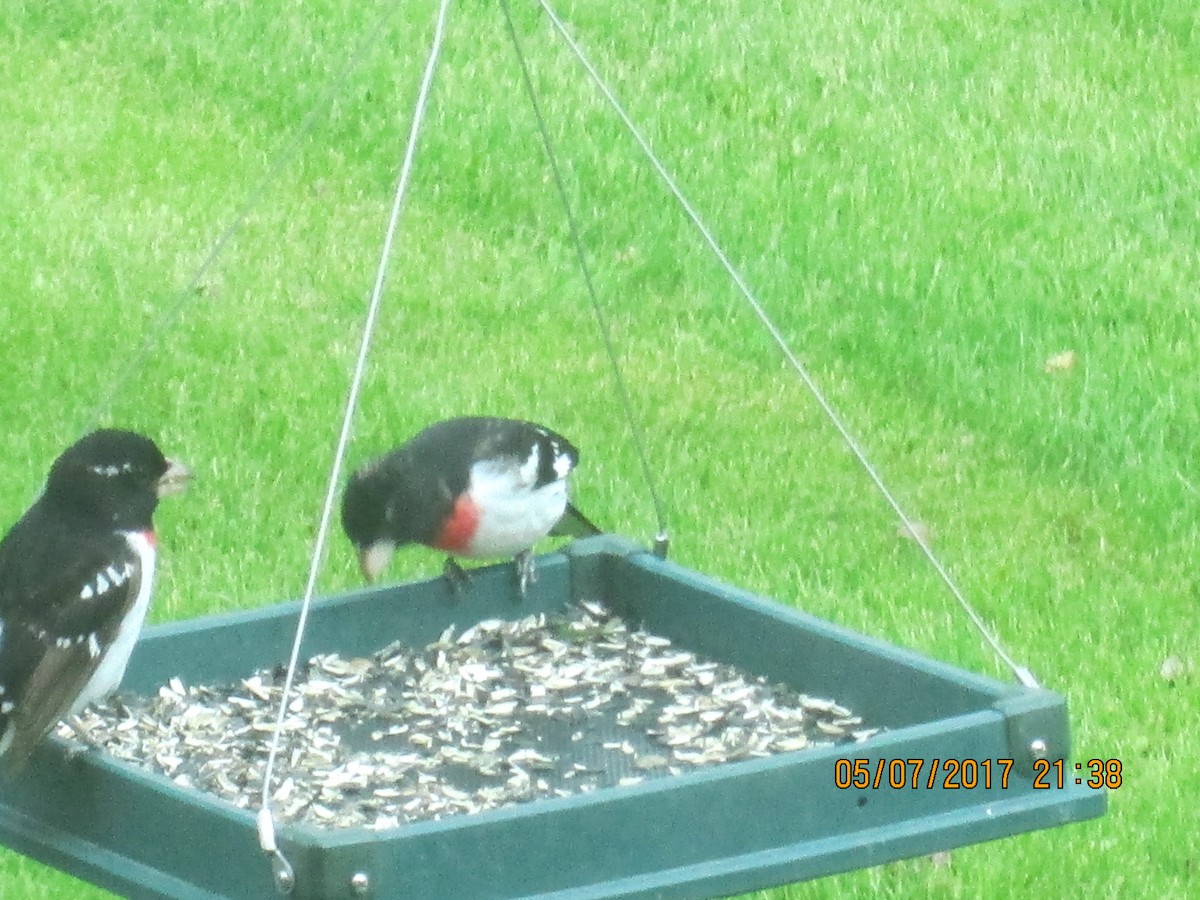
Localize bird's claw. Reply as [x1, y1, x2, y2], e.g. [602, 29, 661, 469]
[443, 554, 537, 598]
[515, 551, 537, 597]
[61, 716, 100, 760]
[443, 558, 472, 595]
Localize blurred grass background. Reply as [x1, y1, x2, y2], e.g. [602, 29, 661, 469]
[0, 0, 1196, 895]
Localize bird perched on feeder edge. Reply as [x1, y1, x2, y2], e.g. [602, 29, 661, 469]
[0, 429, 189, 772]
[341, 416, 600, 595]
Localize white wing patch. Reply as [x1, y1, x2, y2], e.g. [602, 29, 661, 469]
[550, 444, 573, 479]
[72, 531, 157, 714]
[51, 631, 102, 656]
[517, 444, 541, 487]
[80, 561, 135, 601]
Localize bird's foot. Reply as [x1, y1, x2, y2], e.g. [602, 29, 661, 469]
[61, 716, 100, 760]
[443, 557, 473, 595]
[514, 550, 537, 597]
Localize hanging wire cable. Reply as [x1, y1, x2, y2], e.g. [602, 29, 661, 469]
[499, 0, 669, 556]
[71, 1, 403, 441]
[254, 0, 454, 887]
[536, 0, 1038, 689]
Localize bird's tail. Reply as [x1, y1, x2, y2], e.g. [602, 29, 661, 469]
[552, 502, 603, 539]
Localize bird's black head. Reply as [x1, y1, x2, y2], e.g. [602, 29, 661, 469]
[43, 429, 190, 529]
[342, 461, 414, 582]
[341, 466, 387, 550]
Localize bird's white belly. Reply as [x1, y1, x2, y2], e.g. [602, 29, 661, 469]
[465, 477, 568, 559]
[73, 531, 156, 712]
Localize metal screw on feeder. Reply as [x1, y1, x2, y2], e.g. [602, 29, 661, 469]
[1029, 738, 1049, 762]
[351, 872, 372, 895]
[273, 864, 296, 896]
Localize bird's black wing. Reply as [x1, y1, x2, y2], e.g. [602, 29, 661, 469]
[473, 419, 580, 489]
[404, 417, 580, 489]
[0, 508, 145, 771]
[466, 419, 593, 532]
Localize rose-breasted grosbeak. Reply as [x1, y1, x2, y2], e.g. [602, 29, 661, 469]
[341, 417, 599, 595]
[0, 429, 189, 772]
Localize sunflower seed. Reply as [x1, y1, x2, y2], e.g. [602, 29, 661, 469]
[68, 600, 877, 830]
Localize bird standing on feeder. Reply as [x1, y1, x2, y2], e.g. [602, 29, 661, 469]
[0, 429, 190, 772]
[341, 416, 599, 595]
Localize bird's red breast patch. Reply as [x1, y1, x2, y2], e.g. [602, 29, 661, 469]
[142, 529, 157, 549]
[432, 495, 480, 553]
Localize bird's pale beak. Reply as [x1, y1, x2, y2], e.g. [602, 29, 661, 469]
[157, 459, 191, 498]
[358, 541, 396, 584]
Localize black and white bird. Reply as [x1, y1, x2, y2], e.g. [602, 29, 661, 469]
[341, 417, 599, 595]
[0, 429, 189, 772]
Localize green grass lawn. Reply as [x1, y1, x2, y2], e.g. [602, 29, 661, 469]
[1, 0, 1197, 895]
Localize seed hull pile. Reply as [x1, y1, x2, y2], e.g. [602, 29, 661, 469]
[65, 601, 878, 830]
